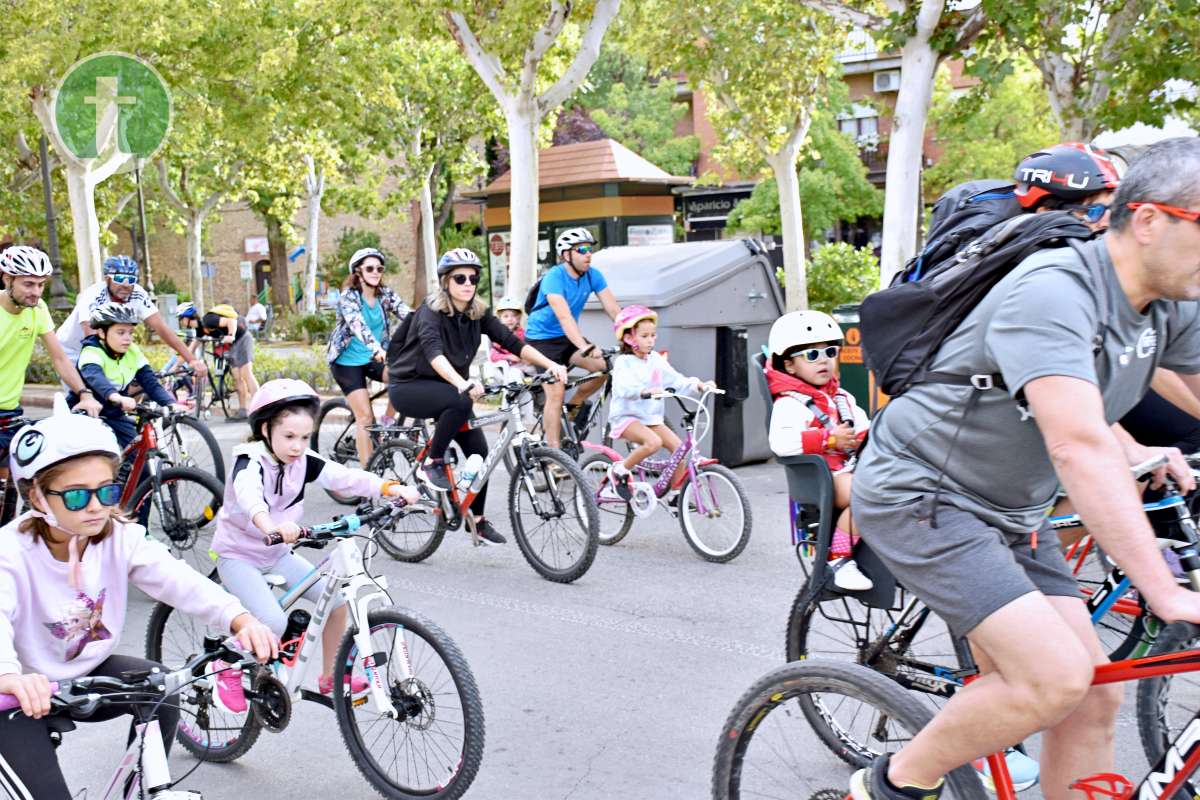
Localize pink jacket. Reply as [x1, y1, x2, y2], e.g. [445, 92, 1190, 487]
[489, 325, 525, 364]
[213, 442, 385, 568]
[0, 516, 247, 681]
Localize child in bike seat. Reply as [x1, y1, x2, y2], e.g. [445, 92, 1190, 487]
[765, 310, 872, 592]
[68, 302, 189, 449]
[0, 404, 274, 798]
[606, 306, 715, 500]
[486, 296, 537, 426]
[211, 379, 420, 709]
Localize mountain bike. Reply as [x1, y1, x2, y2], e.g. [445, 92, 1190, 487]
[577, 387, 753, 562]
[0, 637, 257, 800]
[716, 621, 1200, 800]
[365, 373, 601, 583]
[783, 455, 1199, 767]
[184, 337, 241, 420]
[145, 500, 484, 800]
[120, 404, 225, 576]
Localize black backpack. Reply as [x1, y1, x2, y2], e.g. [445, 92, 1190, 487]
[902, 179, 1023, 284]
[861, 210, 1096, 397]
[524, 266, 594, 315]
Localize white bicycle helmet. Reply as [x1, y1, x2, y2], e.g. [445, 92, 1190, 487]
[9, 399, 121, 485]
[0, 245, 53, 277]
[768, 310, 843, 359]
[555, 228, 597, 258]
[437, 248, 482, 276]
[494, 295, 523, 314]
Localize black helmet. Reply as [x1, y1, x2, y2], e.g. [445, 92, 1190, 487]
[89, 301, 141, 329]
[436, 248, 482, 277]
[1014, 143, 1120, 209]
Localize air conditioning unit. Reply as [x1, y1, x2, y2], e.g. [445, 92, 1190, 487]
[873, 70, 901, 93]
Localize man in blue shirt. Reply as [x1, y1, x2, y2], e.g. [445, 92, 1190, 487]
[525, 228, 621, 449]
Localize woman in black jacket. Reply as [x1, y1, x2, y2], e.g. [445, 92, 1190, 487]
[388, 248, 567, 544]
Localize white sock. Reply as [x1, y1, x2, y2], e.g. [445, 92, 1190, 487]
[612, 462, 630, 477]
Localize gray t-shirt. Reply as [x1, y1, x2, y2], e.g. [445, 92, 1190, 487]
[855, 236, 1200, 534]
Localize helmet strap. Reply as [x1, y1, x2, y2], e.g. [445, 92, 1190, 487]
[31, 486, 101, 590]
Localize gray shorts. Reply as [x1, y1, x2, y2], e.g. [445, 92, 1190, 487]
[851, 492, 1082, 638]
[228, 333, 254, 368]
[217, 552, 343, 637]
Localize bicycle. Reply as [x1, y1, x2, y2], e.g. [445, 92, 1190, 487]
[577, 387, 753, 562]
[365, 373, 602, 583]
[120, 404, 225, 576]
[311, 383, 388, 505]
[185, 336, 242, 420]
[783, 455, 1200, 767]
[0, 636, 258, 799]
[144, 499, 485, 800]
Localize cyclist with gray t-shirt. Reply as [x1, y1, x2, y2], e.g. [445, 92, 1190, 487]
[849, 138, 1200, 800]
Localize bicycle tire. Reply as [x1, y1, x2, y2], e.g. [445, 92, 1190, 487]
[712, 659, 987, 800]
[217, 369, 241, 419]
[162, 414, 226, 483]
[333, 607, 485, 800]
[1136, 620, 1200, 800]
[508, 447, 600, 583]
[678, 463, 752, 563]
[311, 397, 362, 505]
[128, 466, 223, 575]
[784, 582, 961, 767]
[145, 599, 261, 762]
[367, 441, 447, 562]
[579, 451, 635, 546]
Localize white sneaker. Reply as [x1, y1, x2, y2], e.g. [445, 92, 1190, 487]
[832, 558, 874, 592]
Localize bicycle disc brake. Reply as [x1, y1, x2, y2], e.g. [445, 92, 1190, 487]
[250, 669, 292, 732]
[630, 483, 656, 518]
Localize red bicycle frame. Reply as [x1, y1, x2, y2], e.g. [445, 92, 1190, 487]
[118, 418, 157, 507]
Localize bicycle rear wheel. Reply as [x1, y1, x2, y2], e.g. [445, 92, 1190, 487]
[579, 451, 635, 545]
[678, 463, 752, 563]
[311, 397, 362, 505]
[129, 466, 223, 575]
[334, 607, 484, 800]
[713, 659, 987, 800]
[145, 599, 261, 762]
[367, 441, 446, 561]
[161, 414, 225, 483]
[508, 447, 600, 583]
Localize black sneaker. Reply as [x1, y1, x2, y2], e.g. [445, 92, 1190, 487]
[851, 755, 943, 800]
[609, 466, 633, 500]
[420, 459, 452, 493]
[569, 400, 593, 438]
[475, 519, 507, 545]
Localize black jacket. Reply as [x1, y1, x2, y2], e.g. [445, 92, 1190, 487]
[388, 303, 525, 382]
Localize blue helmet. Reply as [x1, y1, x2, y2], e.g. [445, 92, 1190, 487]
[176, 301, 197, 319]
[103, 255, 139, 277]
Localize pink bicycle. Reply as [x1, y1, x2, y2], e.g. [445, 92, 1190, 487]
[579, 387, 752, 562]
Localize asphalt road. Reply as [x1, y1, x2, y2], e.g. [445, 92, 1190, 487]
[48, 414, 1159, 800]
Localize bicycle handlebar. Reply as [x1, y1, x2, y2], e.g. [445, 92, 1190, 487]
[262, 498, 411, 546]
[1132, 454, 1171, 481]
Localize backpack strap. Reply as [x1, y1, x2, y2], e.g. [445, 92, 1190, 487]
[530, 266, 594, 315]
[783, 391, 835, 430]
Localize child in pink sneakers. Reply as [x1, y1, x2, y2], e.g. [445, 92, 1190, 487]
[765, 311, 871, 591]
[211, 379, 420, 707]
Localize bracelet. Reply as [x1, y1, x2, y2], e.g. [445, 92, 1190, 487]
[78, 389, 93, 396]
[381, 480, 402, 497]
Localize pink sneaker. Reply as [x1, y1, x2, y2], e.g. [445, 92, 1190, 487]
[213, 660, 247, 713]
[319, 673, 370, 695]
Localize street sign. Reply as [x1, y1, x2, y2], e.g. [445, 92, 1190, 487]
[200, 261, 215, 279]
[240, 260, 252, 280]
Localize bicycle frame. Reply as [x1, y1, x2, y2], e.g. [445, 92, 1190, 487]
[94, 719, 182, 800]
[119, 417, 160, 507]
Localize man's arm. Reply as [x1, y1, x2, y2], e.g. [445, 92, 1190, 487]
[39, 333, 101, 416]
[1026, 375, 1198, 621]
[596, 287, 621, 320]
[146, 313, 208, 378]
[1170, 371, 1200, 417]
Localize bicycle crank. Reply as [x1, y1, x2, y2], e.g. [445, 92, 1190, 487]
[630, 483, 656, 518]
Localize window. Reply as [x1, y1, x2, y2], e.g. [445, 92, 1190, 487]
[836, 104, 880, 150]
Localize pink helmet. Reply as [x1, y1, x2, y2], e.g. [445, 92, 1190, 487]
[248, 379, 320, 436]
[613, 305, 657, 342]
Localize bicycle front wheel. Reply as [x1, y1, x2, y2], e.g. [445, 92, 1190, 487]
[161, 414, 226, 483]
[1136, 620, 1200, 800]
[311, 397, 362, 505]
[217, 369, 241, 419]
[367, 441, 446, 561]
[334, 607, 484, 800]
[713, 659, 987, 800]
[129, 466, 223, 575]
[678, 463, 752, 562]
[508, 447, 600, 583]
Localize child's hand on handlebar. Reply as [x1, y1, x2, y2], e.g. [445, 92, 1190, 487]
[113, 395, 137, 413]
[171, 402, 192, 414]
[271, 521, 303, 545]
[386, 483, 423, 504]
[0, 672, 53, 718]
[230, 613, 279, 663]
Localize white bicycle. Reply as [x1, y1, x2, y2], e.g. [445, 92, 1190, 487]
[145, 500, 485, 800]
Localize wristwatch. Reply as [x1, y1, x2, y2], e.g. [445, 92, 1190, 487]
[78, 389, 93, 397]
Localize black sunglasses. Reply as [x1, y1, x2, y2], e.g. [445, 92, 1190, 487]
[361, 265, 385, 274]
[451, 273, 481, 286]
[45, 482, 123, 512]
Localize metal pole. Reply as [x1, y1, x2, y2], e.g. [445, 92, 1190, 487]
[40, 134, 71, 309]
[135, 159, 154, 293]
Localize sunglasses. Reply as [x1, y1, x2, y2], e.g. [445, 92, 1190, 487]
[1063, 202, 1110, 224]
[109, 274, 137, 285]
[361, 265, 384, 274]
[44, 482, 123, 512]
[1128, 202, 1200, 224]
[788, 345, 840, 363]
[450, 273, 481, 286]
[574, 245, 596, 255]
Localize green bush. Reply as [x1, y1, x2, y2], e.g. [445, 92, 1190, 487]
[776, 242, 880, 313]
[281, 311, 335, 343]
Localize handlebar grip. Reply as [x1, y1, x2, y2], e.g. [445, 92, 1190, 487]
[263, 530, 309, 546]
[0, 682, 60, 711]
[1131, 454, 1171, 480]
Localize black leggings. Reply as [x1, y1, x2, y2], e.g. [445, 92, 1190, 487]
[1120, 389, 1200, 453]
[389, 378, 490, 516]
[0, 654, 180, 799]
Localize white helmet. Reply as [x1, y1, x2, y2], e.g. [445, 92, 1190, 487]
[768, 310, 843, 359]
[556, 227, 597, 258]
[9, 398, 121, 484]
[0, 245, 53, 277]
[494, 295, 522, 313]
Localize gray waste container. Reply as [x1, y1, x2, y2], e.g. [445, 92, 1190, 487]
[578, 239, 784, 466]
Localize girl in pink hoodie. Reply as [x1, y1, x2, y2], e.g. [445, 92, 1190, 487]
[0, 405, 275, 800]
[212, 380, 420, 707]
